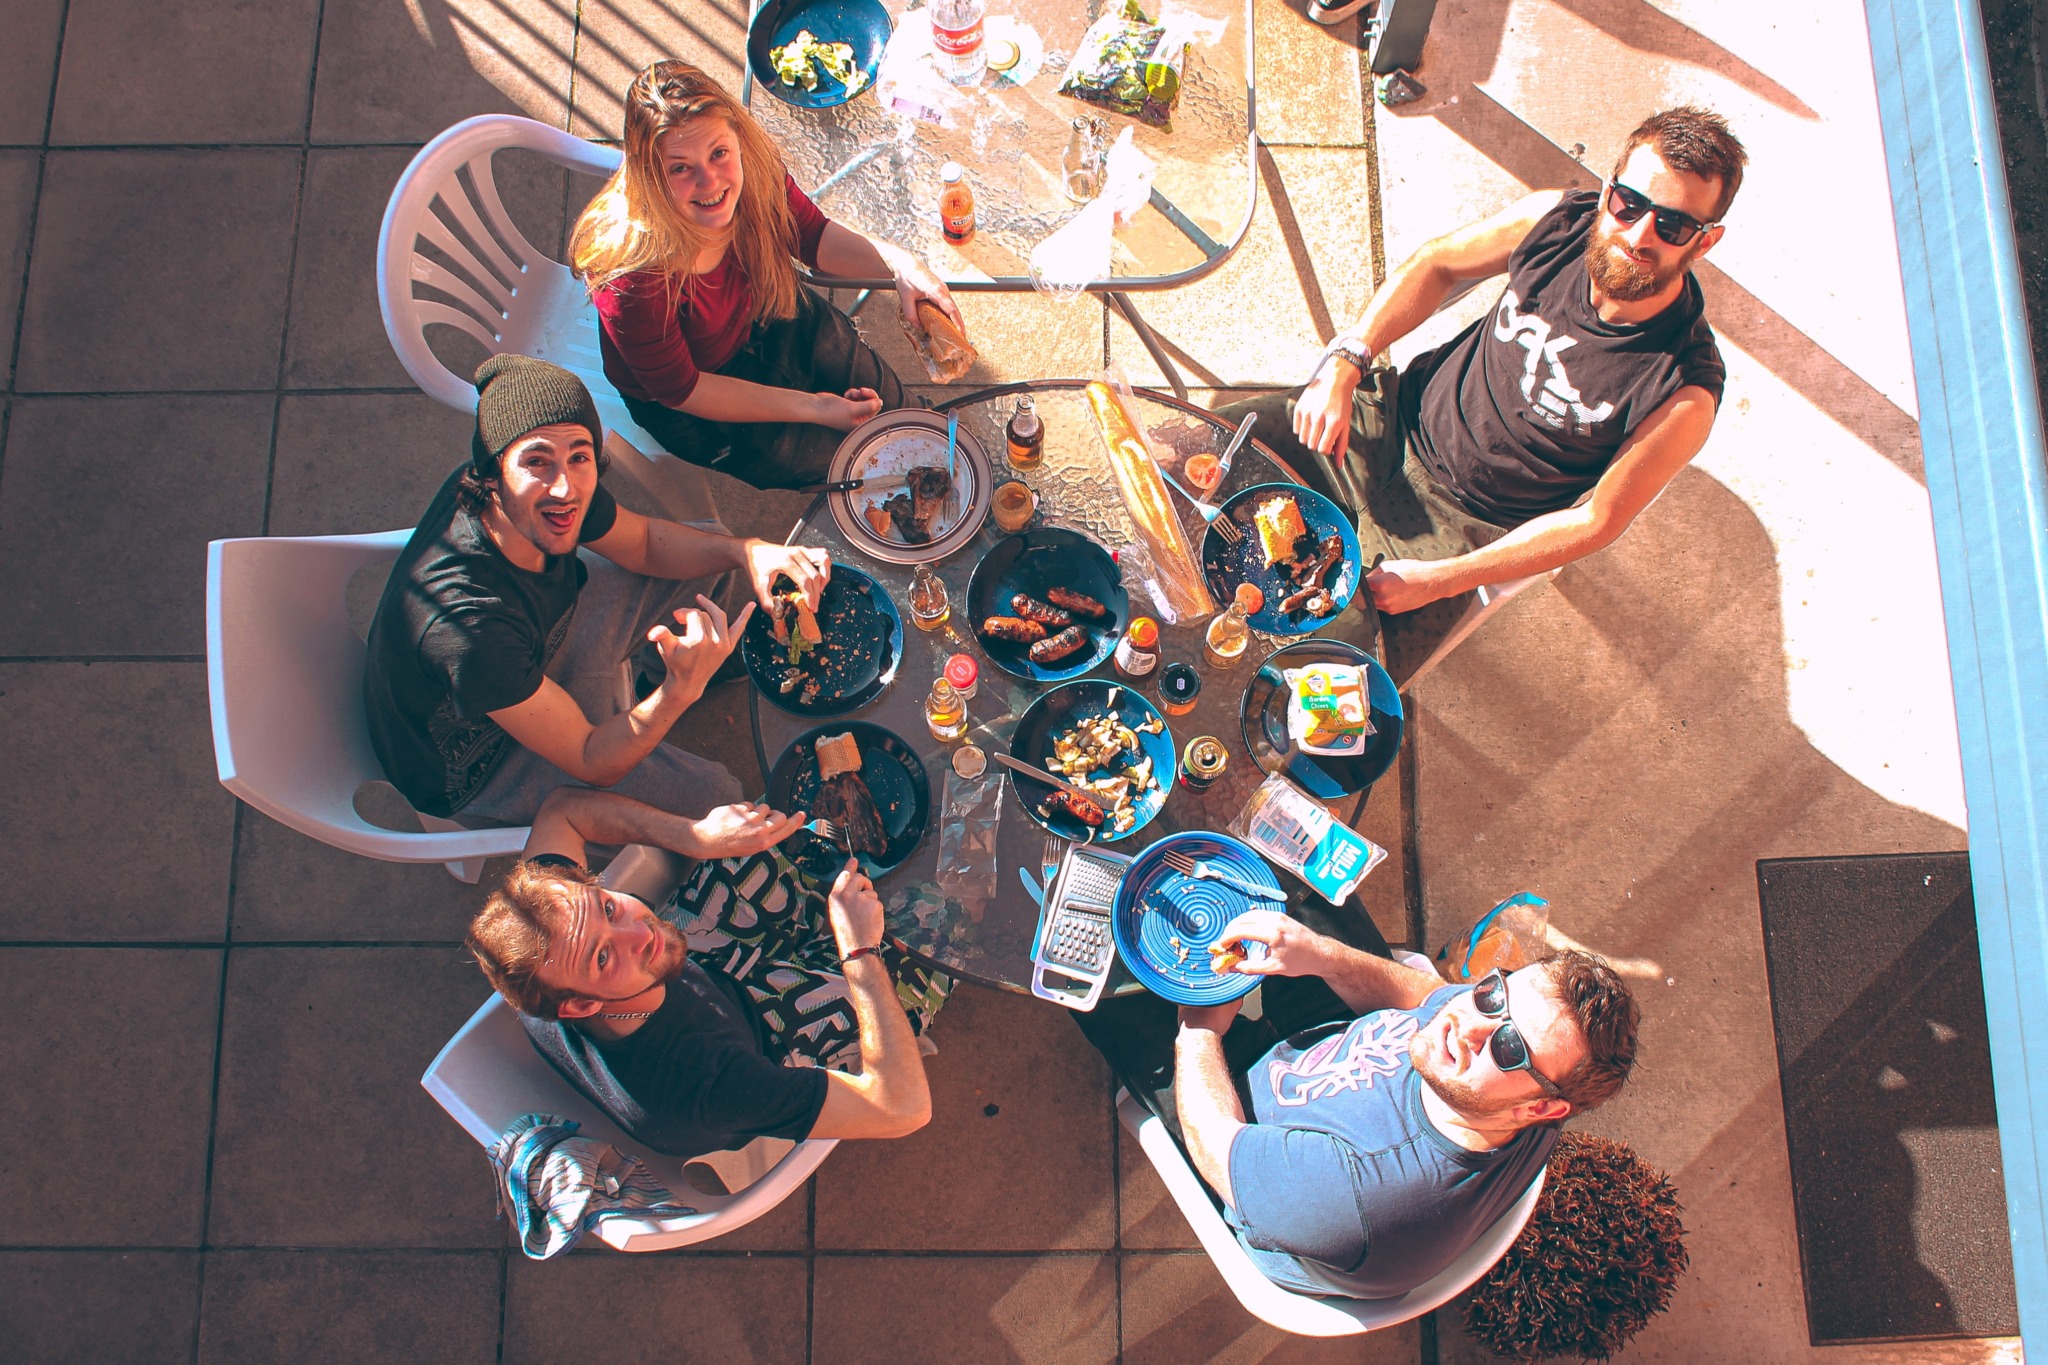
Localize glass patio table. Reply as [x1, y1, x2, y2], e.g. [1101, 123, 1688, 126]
[748, 381, 1384, 994]
[743, 0, 1258, 397]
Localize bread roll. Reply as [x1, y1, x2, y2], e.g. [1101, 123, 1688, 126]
[909, 299, 977, 383]
[815, 732, 863, 780]
[1085, 382, 1214, 619]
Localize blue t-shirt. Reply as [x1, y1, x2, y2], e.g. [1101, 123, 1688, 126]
[1226, 985, 1556, 1298]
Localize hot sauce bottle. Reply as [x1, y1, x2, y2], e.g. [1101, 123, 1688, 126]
[939, 162, 976, 246]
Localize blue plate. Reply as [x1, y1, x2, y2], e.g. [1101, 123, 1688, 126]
[767, 722, 929, 876]
[1200, 482, 1362, 635]
[967, 527, 1128, 682]
[747, 0, 891, 109]
[1008, 680, 1175, 842]
[1112, 833, 1280, 1005]
[1240, 639, 1403, 798]
[741, 563, 902, 717]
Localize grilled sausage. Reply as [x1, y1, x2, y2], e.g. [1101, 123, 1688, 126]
[979, 615, 1047, 643]
[1028, 626, 1088, 663]
[1041, 790, 1106, 827]
[1046, 587, 1110, 620]
[1010, 593, 1072, 628]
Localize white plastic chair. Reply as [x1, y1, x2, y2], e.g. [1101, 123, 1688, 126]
[376, 114, 719, 525]
[1399, 567, 1563, 691]
[1117, 1087, 1544, 1336]
[421, 844, 836, 1251]
[206, 530, 529, 883]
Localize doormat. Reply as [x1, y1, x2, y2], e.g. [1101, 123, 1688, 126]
[1757, 852, 2018, 1343]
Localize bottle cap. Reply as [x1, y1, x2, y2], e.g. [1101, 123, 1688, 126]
[1161, 662, 1202, 702]
[1127, 617, 1159, 649]
[944, 654, 978, 689]
[941, 161, 964, 183]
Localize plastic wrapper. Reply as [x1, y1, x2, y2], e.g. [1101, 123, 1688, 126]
[935, 768, 1004, 909]
[1228, 771, 1386, 906]
[1284, 664, 1374, 756]
[1435, 892, 1551, 982]
[1055, 0, 1225, 130]
[1029, 127, 1155, 301]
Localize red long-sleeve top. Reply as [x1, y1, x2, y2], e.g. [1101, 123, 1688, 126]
[593, 174, 832, 407]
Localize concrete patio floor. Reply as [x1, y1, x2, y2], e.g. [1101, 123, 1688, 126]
[0, 0, 2023, 1361]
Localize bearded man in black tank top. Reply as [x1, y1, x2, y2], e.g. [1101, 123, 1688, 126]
[1218, 107, 1746, 681]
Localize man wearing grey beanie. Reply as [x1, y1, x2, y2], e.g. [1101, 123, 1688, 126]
[362, 355, 830, 847]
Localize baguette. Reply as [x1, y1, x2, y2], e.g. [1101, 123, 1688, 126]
[908, 299, 977, 383]
[1085, 382, 1215, 618]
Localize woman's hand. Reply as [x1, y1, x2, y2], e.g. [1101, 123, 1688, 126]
[892, 257, 963, 334]
[811, 387, 885, 432]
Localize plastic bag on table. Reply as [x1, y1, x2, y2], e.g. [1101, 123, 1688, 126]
[935, 768, 1004, 911]
[1056, 0, 1228, 130]
[1435, 892, 1551, 983]
[1029, 128, 1156, 302]
[874, 19, 974, 128]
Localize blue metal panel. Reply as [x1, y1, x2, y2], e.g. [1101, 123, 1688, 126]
[1866, 0, 2048, 1345]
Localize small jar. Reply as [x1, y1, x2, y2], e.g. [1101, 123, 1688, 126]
[1160, 661, 1202, 717]
[944, 652, 979, 701]
[952, 742, 988, 778]
[992, 479, 1037, 533]
[1112, 617, 1160, 681]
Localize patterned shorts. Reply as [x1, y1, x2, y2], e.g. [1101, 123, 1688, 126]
[662, 843, 954, 1071]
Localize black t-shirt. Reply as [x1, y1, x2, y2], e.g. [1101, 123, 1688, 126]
[362, 466, 619, 817]
[516, 858, 831, 1156]
[1406, 190, 1725, 525]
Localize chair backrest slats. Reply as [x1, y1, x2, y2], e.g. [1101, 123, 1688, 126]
[414, 215, 513, 319]
[459, 153, 539, 282]
[438, 164, 529, 293]
[414, 299, 508, 352]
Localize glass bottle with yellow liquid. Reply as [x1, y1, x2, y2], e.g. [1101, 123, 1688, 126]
[909, 564, 950, 631]
[925, 676, 969, 741]
[1204, 597, 1252, 669]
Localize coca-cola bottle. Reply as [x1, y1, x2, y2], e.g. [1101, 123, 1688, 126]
[928, 0, 987, 86]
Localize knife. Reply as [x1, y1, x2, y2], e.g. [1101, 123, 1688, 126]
[800, 472, 912, 495]
[1215, 411, 1257, 481]
[990, 752, 1108, 808]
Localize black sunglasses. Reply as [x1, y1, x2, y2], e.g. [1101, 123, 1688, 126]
[1470, 969, 1565, 1099]
[1604, 180, 1716, 247]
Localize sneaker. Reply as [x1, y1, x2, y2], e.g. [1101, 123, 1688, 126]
[1307, 0, 1373, 24]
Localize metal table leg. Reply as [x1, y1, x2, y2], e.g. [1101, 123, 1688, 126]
[1107, 291, 1189, 400]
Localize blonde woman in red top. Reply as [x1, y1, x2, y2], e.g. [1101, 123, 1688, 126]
[570, 60, 961, 490]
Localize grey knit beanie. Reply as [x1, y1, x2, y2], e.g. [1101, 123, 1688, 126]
[470, 354, 603, 477]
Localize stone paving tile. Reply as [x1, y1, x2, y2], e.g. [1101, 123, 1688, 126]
[0, 664, 233, 941]
[230, 810, 502, 943]
[505, 1252, 807, 1362]
[1119, 1251, 1419, 1363]
[0, 395, 272, 656]
[269, 393, 474, 536]
[1254, 3, 1366, 147]
[813, 1253, 1118, 1364]
[207, 946, 503, 1248]
[0, 152, 38, 382]
[0, 1250, 201, 1365]
[0, 949, 220, 1245]
[15, 151, 300, 393]
[848, 290, 1106, 392]
[567, 0, 750, 139]
[0, 0, 64, 144]
[1109, 148, 1377, 389]
[813, 983, 1115, 1251]
[198, 1250, 501, 1365]
[1118, 1125, 1200, 1251]
[288, 147, 575, 391]
[48, 0, 319, 146]
[310, 0, 575, 145]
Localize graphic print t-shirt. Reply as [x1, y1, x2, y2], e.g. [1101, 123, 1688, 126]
[1227, 985, 1556, 1299]
[1406, 190, 1725, 525]
[362, 466, 618, 817]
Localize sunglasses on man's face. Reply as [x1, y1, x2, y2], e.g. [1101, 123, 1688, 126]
[1604, 180, 1716, 247]
[1469, 969, 1566, 1099]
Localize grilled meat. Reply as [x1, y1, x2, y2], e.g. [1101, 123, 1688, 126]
[812, 770, 889, 857]
[1046, 587, 1110, 620]
[979, 615, 1048, 643]
[1029, 626, 1088, 664]
[1010, 593, 1071, 628]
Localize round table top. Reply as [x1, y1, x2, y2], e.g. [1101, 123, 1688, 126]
[749, 380, 1383, 994]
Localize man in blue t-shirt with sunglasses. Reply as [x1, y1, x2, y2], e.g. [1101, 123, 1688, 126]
[1081, 909, 1640, 1299]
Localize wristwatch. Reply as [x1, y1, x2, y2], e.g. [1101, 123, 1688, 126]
[1317, 335, 1373, 381]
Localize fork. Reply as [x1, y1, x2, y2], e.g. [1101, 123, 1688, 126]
[1161, 849, 1285, 900]
[1041, 831, 1065, 882]
[805, 817, 845, 851]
